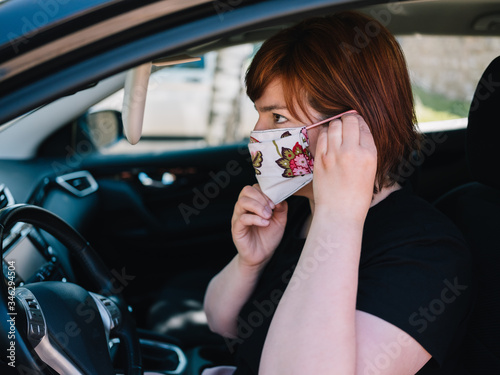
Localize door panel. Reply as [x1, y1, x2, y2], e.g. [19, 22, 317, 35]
[83, 143, 255, 297]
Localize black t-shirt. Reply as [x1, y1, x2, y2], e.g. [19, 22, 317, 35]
[231, 187, 474, 374]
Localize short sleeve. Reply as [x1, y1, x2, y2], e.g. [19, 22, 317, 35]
[357, 225, 474, 368]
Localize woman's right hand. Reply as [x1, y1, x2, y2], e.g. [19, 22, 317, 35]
[231, 184, 288, 269]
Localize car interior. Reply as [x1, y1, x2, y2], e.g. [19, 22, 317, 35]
[0, 0, 499, 374]
[433, 55, 500, 373]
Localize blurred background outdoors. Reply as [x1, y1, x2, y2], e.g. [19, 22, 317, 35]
[91, 35, 500, 153]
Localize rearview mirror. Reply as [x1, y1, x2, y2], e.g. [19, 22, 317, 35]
[122, 55, 201, 145]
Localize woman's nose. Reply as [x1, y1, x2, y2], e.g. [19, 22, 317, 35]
[253, 118, 268, 131]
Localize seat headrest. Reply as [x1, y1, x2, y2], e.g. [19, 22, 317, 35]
[467, 56, 500, 190]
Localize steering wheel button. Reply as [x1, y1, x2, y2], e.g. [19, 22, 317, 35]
[30, 310, 43, 321]
[109, 306, 119, 316]
[29, 323, 44, 340]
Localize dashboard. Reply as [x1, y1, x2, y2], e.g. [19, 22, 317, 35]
[2, 222, 65, 286]
[0, 171, 98, 287]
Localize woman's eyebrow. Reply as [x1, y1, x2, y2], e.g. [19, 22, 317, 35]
[254, 104, 288, 112]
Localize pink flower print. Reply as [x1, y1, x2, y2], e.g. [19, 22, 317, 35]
[276, 142, 313, 177]
[301, 127, 309, 143]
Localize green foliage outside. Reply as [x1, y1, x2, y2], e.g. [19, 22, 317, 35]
[413, 86, 470, 123]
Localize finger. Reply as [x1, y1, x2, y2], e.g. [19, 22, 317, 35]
[358, 116, 377, 152]
[341, 114, 360, 148]
[237, 213, 270, 228]
[235, 185, 274, 218]
[274, 200, 288, 214]
[315, 125, 328, 157]
[234, 195, 273, 220]
[231, 212, 269, 240]
[252, 183, 276, 209]
[327, 118, 343, 152]
[238, 184, 271, 207]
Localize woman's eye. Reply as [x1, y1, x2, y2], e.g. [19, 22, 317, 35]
[273, 114, 288, 124]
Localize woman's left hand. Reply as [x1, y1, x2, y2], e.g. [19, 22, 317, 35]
[312, 113, 377, 221]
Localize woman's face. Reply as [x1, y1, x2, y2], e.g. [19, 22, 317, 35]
[253, 78, 324, 157]
[253, 78, 324, 200]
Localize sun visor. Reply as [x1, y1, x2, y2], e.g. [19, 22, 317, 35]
[122, 55, 201, 145]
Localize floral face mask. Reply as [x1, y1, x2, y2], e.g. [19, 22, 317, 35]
[248, 110, 357, 204]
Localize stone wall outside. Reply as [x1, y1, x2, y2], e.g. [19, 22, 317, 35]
[398, 35, 500, 103]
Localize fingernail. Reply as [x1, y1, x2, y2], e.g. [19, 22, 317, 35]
[264, 206, 272, 217]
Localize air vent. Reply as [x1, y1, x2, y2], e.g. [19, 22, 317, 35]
[55, 171, 98, 198]
[0, 184, 15, 209]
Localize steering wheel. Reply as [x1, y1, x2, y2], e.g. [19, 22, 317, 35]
[0, 204, 142, 374]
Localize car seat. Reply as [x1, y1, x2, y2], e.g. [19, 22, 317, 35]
[434, 56, 500, 373]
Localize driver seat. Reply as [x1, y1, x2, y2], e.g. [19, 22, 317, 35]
[434, 56, 500, 373]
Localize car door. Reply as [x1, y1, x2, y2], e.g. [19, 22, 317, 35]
[33, 46, 259, 305]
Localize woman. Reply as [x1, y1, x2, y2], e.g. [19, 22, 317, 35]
[203, 11, 473, 375]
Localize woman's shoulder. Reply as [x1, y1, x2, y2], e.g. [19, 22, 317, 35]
[365, 185, 468, 247]
[358, 186, 475, 372]
[361, 185, 472, 287]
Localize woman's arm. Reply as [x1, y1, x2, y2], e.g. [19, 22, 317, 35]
[355, 310, 431, 374]
[259, 211, 363, 373]
[204, 254, 265, 338]
[259, 213, 430, 374]
[259, 114, 430, 374]
[204, 185, 288, 338]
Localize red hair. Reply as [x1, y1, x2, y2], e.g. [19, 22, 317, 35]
[245, 11, 420, 190]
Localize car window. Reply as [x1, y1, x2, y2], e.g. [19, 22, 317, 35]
[399, 35, 500, 131]
[90, 36, 500, 154]
[90, 44, 257, 154]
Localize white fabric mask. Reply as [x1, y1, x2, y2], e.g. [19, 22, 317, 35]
[248, 110, 357, 204]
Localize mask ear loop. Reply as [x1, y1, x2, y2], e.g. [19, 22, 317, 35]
[305, 110, 358, 130]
